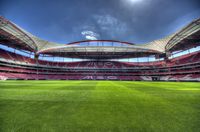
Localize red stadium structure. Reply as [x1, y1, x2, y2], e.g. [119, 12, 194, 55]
[0, 16, 200, 81]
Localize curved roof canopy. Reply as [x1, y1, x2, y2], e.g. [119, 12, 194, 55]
[0, 16, 200, 59]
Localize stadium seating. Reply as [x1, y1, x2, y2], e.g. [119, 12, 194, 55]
[0, 48, 200, 81]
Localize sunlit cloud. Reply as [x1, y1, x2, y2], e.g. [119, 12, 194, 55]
[81, 31, 100, 40]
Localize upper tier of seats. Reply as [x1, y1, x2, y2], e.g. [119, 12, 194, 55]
[0, 49, 200, 68]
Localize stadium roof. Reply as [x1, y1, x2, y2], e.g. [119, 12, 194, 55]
[0, 16, 200, 59]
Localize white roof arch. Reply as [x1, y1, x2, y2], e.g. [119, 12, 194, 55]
[0, 16, 200, 55]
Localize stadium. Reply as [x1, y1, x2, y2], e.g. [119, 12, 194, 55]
[0, 16, 200, 81]
[0, 6, 200, 132]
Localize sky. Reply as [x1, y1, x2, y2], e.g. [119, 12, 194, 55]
[0, 0, 200, 44]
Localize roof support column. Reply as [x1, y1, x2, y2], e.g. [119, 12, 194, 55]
[34, 53, 39, 60]
[165, 52, 171, 59]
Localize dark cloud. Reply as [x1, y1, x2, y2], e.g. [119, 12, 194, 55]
[0, 0, 200, 44]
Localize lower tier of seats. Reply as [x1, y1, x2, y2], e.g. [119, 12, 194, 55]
[0, 72, 199, 81]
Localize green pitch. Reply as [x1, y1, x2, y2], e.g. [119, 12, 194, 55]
[0, 81, 200, 132]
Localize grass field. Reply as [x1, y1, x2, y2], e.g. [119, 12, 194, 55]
[0, 81, 200, 132]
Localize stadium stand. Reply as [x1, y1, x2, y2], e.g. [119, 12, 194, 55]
[0, 16, 200, 81]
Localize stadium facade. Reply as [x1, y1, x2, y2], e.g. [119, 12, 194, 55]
[0, 16, 200, 81]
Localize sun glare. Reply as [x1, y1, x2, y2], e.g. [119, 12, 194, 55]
[129, 0, 143, 3]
